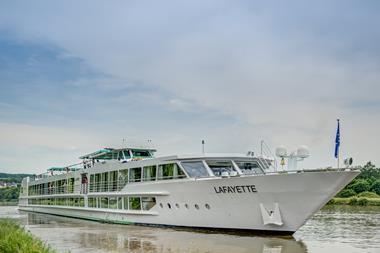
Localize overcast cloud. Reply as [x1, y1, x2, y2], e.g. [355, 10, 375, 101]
[0, 0, 379, 173]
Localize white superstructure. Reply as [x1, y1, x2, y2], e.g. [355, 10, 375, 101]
[18, 144, 359, 234]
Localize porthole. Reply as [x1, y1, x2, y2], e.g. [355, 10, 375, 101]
[195, 204, 199, 210]
[175, 203, 180, 208]
[205, 204, 210, 209]
[159, 203, 163, 208]
[167, 203, 171, 209]
[185, 204, 189, 209]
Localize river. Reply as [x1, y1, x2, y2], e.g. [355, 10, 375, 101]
[0, 205, 379, 253]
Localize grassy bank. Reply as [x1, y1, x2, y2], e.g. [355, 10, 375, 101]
[327, 197, 380, 206]
[0, 201, 18, 206]
[0, 219, 56, 253]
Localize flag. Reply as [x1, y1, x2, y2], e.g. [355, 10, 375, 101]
[334, 119, 340, 158]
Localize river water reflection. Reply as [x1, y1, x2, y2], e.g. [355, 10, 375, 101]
[0, 205, 379, 253]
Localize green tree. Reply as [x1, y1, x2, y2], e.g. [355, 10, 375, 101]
[349, 179, 370, 194]
[371, 180, 380, 195]
[337, 189, 356, 198]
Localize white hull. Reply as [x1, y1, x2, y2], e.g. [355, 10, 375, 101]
[19, 170, 358, 234]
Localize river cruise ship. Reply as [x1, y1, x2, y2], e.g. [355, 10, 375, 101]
[18, 144, 359, 234]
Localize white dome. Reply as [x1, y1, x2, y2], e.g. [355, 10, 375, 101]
[297, 145, 310, 158]
[275, 146, 287, 157]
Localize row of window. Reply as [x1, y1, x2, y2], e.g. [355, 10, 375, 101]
[26, 160, 263, 196]
[88, 196, 156, 211]
[28, 178, 76, 196]
[28, 197, 84, 207]
[27, 196, 156, 211]
[89, 163, 186, 193]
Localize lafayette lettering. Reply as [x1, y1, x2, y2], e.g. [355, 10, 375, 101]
[214, 185, 257, 194]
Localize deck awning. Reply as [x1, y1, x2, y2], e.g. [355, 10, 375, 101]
[79, 148, 113, 160]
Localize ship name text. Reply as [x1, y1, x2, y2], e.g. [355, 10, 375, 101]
[214, 185, 257, 194]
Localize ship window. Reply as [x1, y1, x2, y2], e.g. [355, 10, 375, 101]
[185, 204, 189, 209]
[95, 173, 101, 192]
[101, 197, 109, 208]
[158, 163, 186, 180]
[129, 197, 141, 210]
[88, 197, 95, 208]
[109, 197, 117, 209]
[118, 197, 123, 209]
[68, 178, 75, 193]
[101, 172, 109, 191]
[181, 162, 209, 178]
[123, 150, 131, 159]
[142, 197, 156, 210]
[143, 165, 157, 181]
[89, 174, 95, 192]
[234, 161, 264, 175]
[109, 171, 118, 191]
[80, 198, 84, 207]
[195, 204, 199, 210]
[205, 204, 210, 209]
[132, 150, 151, 158]
[118, 169, 129, 190]
[206, 161, 236, 176]
[129, 168, 142, 182]
[117, 151, 124, 160]
[123, 197, 128, 210]
[159, 203, 163, 208]
[175, 203, 179, 209]
[167, 203, 171, 209]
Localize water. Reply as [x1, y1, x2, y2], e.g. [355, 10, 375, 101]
[0, 205, 379, 253]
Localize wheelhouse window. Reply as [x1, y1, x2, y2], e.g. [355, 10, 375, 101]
[181, 162, 209, 178]
[206, 160, 236, 176]
[143, 165, 157, 181]
[132, 150, 151, 158]
[129, 167, 142, 182]
[158, 163, 186, 180]
[234, 161, 264, 175]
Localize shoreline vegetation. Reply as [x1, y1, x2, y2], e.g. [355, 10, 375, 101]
[0, 219, 56, 253]
[327, 161, 380, 206]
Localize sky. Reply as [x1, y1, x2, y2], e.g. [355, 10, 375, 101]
[0, 0, 379, 173]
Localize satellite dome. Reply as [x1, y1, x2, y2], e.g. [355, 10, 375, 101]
[275, 146, 287, 157]
[297, 145, 310, 158]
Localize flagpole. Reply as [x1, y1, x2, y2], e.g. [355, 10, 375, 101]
[336, 119, 340, 169]
[337, 151, 339, 169]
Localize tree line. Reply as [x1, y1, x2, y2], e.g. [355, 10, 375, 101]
[337, 162, 380, 198]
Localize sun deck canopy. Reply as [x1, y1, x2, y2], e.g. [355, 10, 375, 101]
[79, 147, 157, 160]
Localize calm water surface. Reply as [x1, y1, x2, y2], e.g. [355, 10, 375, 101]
[0, 205, 379, 253]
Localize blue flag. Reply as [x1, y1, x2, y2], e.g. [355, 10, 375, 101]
[334, 119, 340, 158]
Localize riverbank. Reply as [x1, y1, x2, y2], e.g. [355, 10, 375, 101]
[0, 219, 56, 253]
[328, 197, 380, 206]
[0, 201, 18, 206]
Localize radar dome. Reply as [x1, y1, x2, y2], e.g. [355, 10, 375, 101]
[275, 146, 287, 157]
[297, 145, 310, 158]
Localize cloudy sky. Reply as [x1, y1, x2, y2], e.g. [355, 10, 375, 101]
[0, 0, 379, 173]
